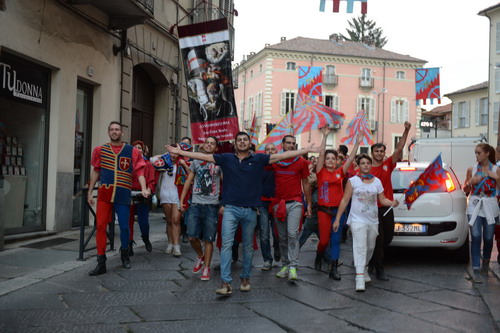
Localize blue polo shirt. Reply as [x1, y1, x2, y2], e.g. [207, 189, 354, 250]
[213, 152, 271, 207]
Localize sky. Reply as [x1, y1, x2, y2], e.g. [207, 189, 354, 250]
[232, 0, 494, 108]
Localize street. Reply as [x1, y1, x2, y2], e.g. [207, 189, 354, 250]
[0, 213, 499, 333]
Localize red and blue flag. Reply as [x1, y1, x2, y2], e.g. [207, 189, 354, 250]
[404, 154, 448, 209]
[341, 109, 374, 145]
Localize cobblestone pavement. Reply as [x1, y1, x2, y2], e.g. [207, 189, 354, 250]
[0, 213, 499, 332]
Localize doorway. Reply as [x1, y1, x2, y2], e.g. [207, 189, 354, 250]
[131, 66, 155, 153]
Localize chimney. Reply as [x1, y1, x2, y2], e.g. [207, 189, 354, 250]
[329, 33, 339, 42]
[265, 43, 270, 47]
[248, 52, 256, 59]
[280, 37, 286, 42]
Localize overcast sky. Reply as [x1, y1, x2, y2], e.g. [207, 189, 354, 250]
[233, 0, 494, 107]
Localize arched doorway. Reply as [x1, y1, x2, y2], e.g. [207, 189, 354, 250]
[131, 65, 155, 152]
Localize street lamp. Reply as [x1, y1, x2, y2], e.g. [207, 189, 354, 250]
[372, 88, 387, 142]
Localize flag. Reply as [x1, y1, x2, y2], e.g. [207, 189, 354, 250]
[298, 66, 323, 102]
[248, 113, 259, 146]
[329, 0, 367, 14]
[257, 111, 293, 152]
[341, 109, 374, 145]
[415, 68, 441, 106]
[404, 154, 448, 209]
[293, 91, 344, 134]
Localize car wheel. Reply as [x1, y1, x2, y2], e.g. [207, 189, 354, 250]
[454, 235, 470, 264]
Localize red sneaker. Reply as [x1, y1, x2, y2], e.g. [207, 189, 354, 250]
[193, 256, 205, 274]
[201, 266, 210, 281]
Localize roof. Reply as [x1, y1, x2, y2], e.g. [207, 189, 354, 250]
[422, 104, 452, 116]
[445, 81, 488, 96]
[264, 36, 426, 63]
[478, 3, 500, 16]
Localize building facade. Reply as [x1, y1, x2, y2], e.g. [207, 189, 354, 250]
[233, 35, 425, 155]
[0, 0, 234, 239]
[479, 3, 500, 145]
[444, 82, 489, 140]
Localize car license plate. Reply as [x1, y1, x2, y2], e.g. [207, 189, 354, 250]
[394, 223, 427, 233]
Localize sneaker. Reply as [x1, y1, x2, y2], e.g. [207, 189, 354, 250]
[276, 266, 289, 278]
[164, 243, 173, 254]
[215, 282, 232, 295]
[472, 269, 483, 284]
[261, 261, 272, 271]
[288, 267, 298, 281]
[364, 267, 371, 283]
[173, 244, 182, 257]
[201, 267, 210, 281]
[356, 275, 365, 292]
[193, 256, 205, 273]
[240, 278, 251, 292]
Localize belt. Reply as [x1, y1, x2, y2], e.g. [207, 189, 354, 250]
[285, 200, 297, 204]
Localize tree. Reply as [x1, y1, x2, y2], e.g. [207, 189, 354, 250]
[340, 14, 388, 48]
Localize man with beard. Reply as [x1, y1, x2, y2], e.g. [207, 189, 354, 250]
[166, 132, 318, 295]
[87, 121, 150, 275]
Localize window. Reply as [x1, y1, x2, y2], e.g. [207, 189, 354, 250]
[458, 101, 470, 128]
[497, 23, 500, 54]
[247, 96, 254, 120]
[325, 94, 340, 111]
[496, 65, 500, 93]
[259, 64, 263, 72]
[357, 96, 376, 130]
[255, 92, 263, 117]
[361, 68, 371, 80]
[281, 90, 296, 115]
[396, 71, 405, 79]
[324, 65, 337, 85]
[360, 147, 369, 154]
[390, 99, 409, 123]
[250, 70, 253, 78]
[495, 102, 499, 134]
[326, 65, 336, 75]
[286, 62, 296, 71]
[476, 98, 488, 126]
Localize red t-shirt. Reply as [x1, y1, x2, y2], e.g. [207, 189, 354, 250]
[272, 157, 310, 202]
[132, 158, 157, 192]
[91, 143, 145, 179]
[317, 167, 345, 207]
[371, 158, 396, 204]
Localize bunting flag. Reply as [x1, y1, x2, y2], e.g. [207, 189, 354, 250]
[404, 154, 448, 210]
[415, 67, 441, 106]
[248, 113, 259, 146]
[298, 66, 323, 102]
[257, 111, 294, 152]
[256, 91, 345, 152]
[321, 0, 367, 14]
[341, 109, 374, 145]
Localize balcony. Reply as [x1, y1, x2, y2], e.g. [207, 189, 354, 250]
[359, 77, 374, 90]
[69, 0, 154, 29]
[323, 74, 338, 87]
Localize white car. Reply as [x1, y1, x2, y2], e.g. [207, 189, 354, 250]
[390, 162, 469, 262]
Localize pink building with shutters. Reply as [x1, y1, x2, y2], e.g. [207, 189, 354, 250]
[233, 35, 426, 156]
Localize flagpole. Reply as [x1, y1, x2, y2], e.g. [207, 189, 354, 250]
[383, 193, 405, 217]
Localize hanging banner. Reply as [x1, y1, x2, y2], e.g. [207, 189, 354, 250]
[178, 18, 239, 144]
[321, 0, 368, 14]
[415, 67, 441, 106]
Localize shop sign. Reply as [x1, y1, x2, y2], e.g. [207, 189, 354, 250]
[0, 55, 48, 108]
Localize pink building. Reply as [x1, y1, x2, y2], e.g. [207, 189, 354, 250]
[233, 35, 426, 156]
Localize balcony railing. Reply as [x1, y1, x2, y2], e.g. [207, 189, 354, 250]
[359, 77, 374, 89]
[323, 74, 338, 86]
[69, 0, 154, 29]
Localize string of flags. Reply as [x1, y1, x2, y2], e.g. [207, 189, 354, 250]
[320, 0, 368, 14]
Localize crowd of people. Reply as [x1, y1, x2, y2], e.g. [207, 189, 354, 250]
[86, 120, 500, 292]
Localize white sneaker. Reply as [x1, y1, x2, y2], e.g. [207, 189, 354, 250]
[261, 261, 272, 271]
[364, 267, 371, 283]
[164, 243, 173, 254]
[173, 244, 182, 257]
[356, 276, 365, 292]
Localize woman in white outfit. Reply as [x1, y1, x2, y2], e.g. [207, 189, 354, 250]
[333, 154, 398, 292]
[463, 143, 500, 283]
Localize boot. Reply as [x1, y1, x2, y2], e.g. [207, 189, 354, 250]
[121, 248, 131, 269]
[481, 259, 490, 274]
[128, 240, 135, 256]
[88, 255, 107, 276]
[142, 235, 152, 252]
[376, 264, 389, 281]
[314, 252, 323, 271]
[329, 260, 341, 280]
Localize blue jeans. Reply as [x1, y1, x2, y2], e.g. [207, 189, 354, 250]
[468, 215, 496, 269]
[135, 202, 150, 236]
[220, 205, 257, 283]
[186, 203, 219, 242]
[258, 206, 273, 264]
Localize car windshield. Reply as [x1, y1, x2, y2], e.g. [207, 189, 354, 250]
[391, 170, 424, 193]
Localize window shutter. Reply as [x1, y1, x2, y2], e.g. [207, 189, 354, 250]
[465, 101, 470, 127]
[404, 101, 409, 122]
[280, 92, 286, 115]
[391, 100, 396, 123]
[494, 102, 499, 134]
[369, 98, 375, 121]
[453, 103, 458, 129]
[357, 97, 362, 113]
[334, 95, 339, 110]
[475, 99, 480, 126]
[497, 23, 500, 53]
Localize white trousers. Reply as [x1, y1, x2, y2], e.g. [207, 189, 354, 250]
[350, 223, 379, 274]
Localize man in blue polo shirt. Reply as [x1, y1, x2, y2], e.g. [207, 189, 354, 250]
[166, 132, 317, 295]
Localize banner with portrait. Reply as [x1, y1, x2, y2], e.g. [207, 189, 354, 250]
[178, 18, 239, 144]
